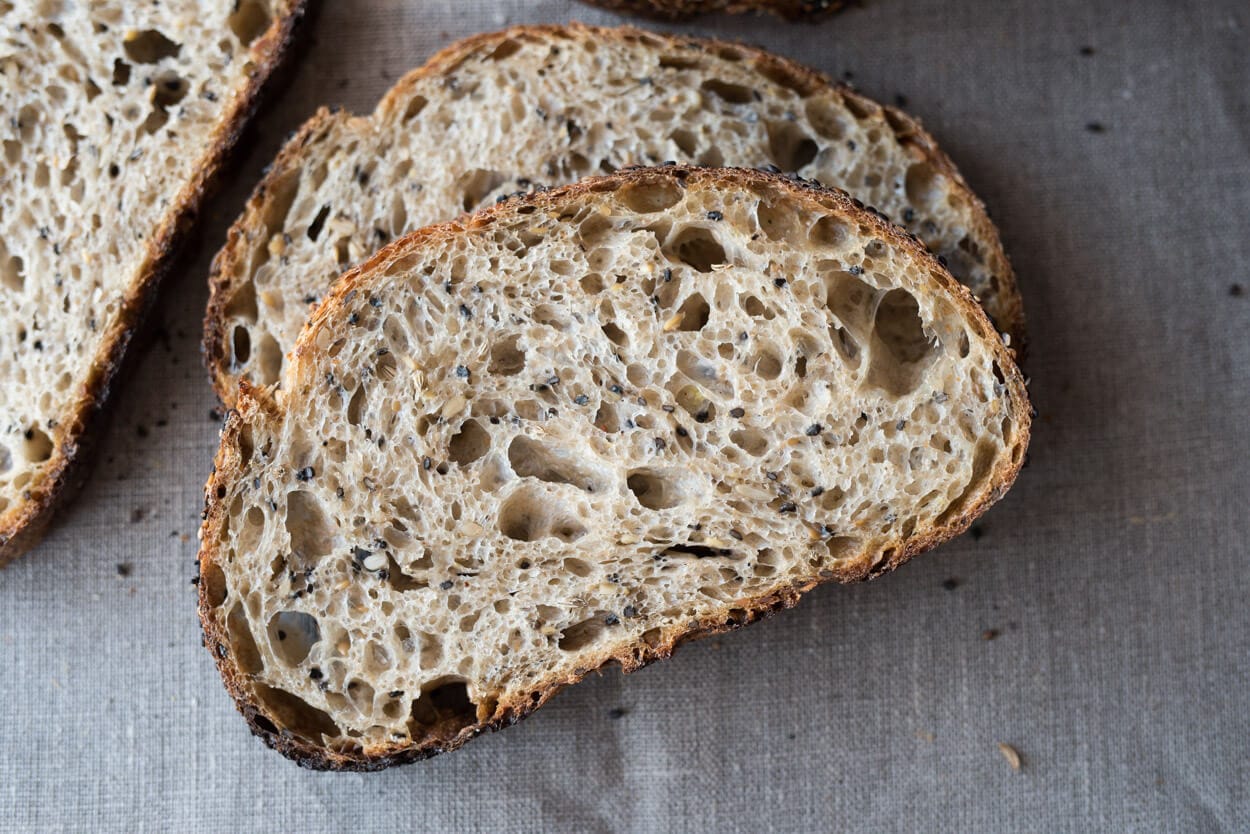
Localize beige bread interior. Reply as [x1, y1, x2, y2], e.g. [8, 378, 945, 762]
[0, 0, 298, 562]
[206, 24, 1022, 405]
[199, 167, 1030, 769]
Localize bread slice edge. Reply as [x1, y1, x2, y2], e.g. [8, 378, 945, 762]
[198, 165, 1031, 770]
[0, 1, 310, 567]
[202, 22, 1025, 407]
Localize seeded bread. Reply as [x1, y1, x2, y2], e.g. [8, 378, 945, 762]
[0, 0, 305, 566]
[198, 166, 1031, 770]
[204, 24, 1024, 406]
[579, 0, 848, 20]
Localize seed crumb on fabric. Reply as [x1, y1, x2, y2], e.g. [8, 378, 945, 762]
[998, 743, 1023, 771]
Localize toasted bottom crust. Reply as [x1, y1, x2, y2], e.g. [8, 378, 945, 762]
[0, 1, 310, 568]
[198, 166, 1031, 770]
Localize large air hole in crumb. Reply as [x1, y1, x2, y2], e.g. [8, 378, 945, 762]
[558, 617, 609, 651]
[563, 558, 592, 577]
[227, 0, 271, 45]
[824, 271, 877, 334]
[741, 294, 773, 319]
[670, 128, 698, 156]
[268, 611, 320, 666]
[508, 436, 605, 492]
[673, 383, 715, 422]
[489, 334, 525, 375]
[152, 70, 188, 108]
[306, 204, 330, 242]
[767, 121, 819, 172]
[3, 253, 28, 291]
[700, 78, 754, 104]
[22, 427, 52, 463]
[123, 29, 181, 63]
[866, 290, 936, 396]
[810, 215, 850, 248]
[677, 349, 731, 399]
[805, 97, 848, 139]
[449, 419, 490, 466]
[409, 677, 476, 734]
[935, 439, 996, 526]
[672, 292, 710, 331]
[226, 604, 263, 675]
[618, 180, 683, 213]
[750, 347, 784, 380]
[286, 490, 332, 562]
[627, 468, 686, 510]
[905, 162, 944, 207]
[825, 536, 861, 560]
[756, 200, 802, 241]
[346, 386, 366, 426]
[602, 320, 628, 347]
[457, 169, 508, 212]
[497, 485, 587, 542]
[255, 334, 282, 385]
[346, 679, 375, 715]
[255, 685, 339, 742]
[665, 227, 726, 273]
[730, 429, 769, 456]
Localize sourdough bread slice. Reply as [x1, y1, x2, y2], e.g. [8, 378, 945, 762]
[205, 24, 1024, 406]
[0, 0, 305, 566]
[198, 166, 1031, 770]
[579, 0, 848, 20]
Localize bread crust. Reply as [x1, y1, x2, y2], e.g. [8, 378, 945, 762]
[579, 0, 849, 21]
[0, 1, 310, 568]
[203, 23, 1025, 406]
[198, 165, 1031, 770]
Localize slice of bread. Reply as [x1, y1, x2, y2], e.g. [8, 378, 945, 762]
[0, 1, 306, 566]
[198, 166, 1031, 770]
[579, 0, 848, 21]
[205, 24, 1023, 406]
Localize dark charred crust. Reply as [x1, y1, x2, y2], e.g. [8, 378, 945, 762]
[0, 1, 309, 569]
[199, 164, 1031, 771]
[204, 23, 1025, 406]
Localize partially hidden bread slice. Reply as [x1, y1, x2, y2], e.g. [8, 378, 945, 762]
[198, 166, 1031, 770]
[0, 1, 306, 566]
[578, 0, 848, 20]
[205, 24, 1024, 406]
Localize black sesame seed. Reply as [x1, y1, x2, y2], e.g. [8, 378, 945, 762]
[894, 93, 908, 107]
[848, 265, 863, 276]
[896, 419, 907, 430]
[662, 404, 676, 413]
[309, 668, 323, 680]
[455, 365, 470, 379]
[774, 278, 787, 288]
[439, 579, 454, 590]
[623, 605, 638, 618]
[654, 437, 666, 451]
[459, 304, 472, 318]
[766, 472, 778, 481]
[574, 394, 590, 405]
[902, 208, 916, 223]
[422, 457, 432, 471]
[675, 426, 688, 437]
[295, 466, 315, 482]
[778, 502, 797, 513]
[663, 268, 673, 282]
[609, 384, 623, 394]
[347, 312, 359, 325]
[706, 210, 724, 221]
[729, 407, 745, 418]
[805, 424, 822, 436]
[604, 614, 620, 626]
[546, 375, 561, 386]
